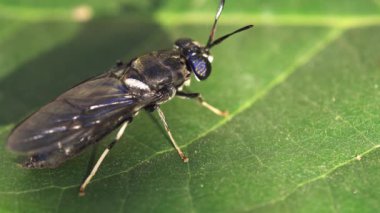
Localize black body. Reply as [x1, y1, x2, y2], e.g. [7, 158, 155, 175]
[7, 50, 190, 168]
[7, 0, 253, 169]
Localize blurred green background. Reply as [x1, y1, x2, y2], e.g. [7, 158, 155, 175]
[1, 0, 380, 212]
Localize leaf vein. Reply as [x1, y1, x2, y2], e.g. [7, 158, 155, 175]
[245, 144, 380, 211]
[186, 163, 196, 213]
[297, 90, 377, 146]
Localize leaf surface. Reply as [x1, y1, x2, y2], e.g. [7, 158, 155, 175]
[0, 0, 379, 212]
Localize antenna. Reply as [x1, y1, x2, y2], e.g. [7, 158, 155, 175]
[208, 25, 254, 49]
[206, 0, 225, 48]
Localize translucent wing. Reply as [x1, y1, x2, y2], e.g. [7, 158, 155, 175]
[7, 74, 156, 167]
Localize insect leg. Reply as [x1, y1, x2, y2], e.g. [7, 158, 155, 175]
[156, 106, 189, 163]
[79, 121, 129, 196]
[84, 144, 99, 180]
[176, 91, 229, 117]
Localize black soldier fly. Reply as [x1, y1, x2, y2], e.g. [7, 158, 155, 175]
[7, 0, 253, 195]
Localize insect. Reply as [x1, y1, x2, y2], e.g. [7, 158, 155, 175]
[7, 0, 252, 195]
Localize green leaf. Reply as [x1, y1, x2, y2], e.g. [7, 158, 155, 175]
[1, 0, 380, 212]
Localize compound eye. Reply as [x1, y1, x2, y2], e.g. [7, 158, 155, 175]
[188, 55, 211, 81]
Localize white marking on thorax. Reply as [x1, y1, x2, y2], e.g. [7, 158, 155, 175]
[64, 148, 71, 155]
[124, 78, 150, 91]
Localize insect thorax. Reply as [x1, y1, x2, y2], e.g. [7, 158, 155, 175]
[125, 50, 191, 92]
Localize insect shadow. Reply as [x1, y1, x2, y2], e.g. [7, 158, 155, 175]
[0, 4, 171, 126]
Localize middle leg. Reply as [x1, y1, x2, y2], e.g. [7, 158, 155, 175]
[176, 91, 229, 117]
[156, 106, 189, 163]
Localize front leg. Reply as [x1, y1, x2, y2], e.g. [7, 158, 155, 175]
[176, 91, 229, 117]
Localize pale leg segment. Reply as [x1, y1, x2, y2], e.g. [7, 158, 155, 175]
[176, 91, 229, 117]
[156, 106, 189, 163]
[79, 122, 128, 196]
